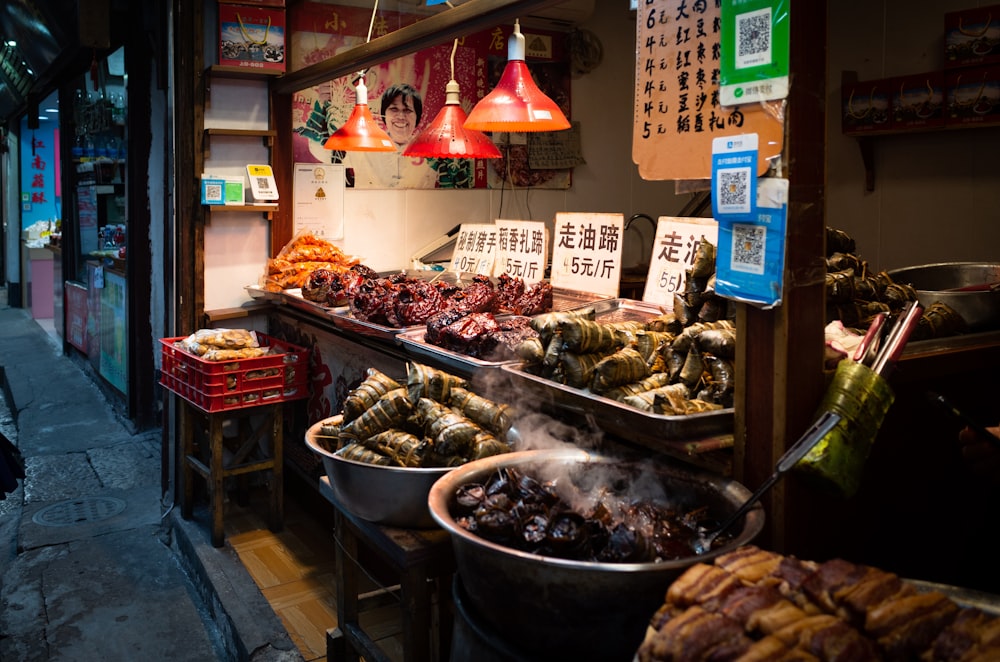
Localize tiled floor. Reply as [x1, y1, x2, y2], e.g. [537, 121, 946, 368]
[223, 483, 406, 661]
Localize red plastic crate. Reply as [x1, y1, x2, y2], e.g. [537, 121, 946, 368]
[159, 333, 309, 412]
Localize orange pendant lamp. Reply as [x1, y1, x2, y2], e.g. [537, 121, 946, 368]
[323, 75, 396, 152]
[464, 20, 571, 133]
[405, 39, 502, 159]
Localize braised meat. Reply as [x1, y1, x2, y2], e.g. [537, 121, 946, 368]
[496, 273, 554, 315]
[425, 312, 539, 361]
[302, 268, 338, 303]
[638, 546, 1000, 662]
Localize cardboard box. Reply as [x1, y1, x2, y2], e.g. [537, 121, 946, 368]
[945, 66, 1000, 126]
[842, 78, 894, 134]
[218, 3, 286, 72]
[892, 71, 946, 130]
[945, 4, 1000, 68]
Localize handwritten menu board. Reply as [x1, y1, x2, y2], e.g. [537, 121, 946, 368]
[632, 0, 784, 180]
[449, 224, 499, 275]
[550, 212, 624, 298]
[642, 216, 719, 308]
[495, 220, 548, 283]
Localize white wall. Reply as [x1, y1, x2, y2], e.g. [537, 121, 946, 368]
[202, 1, 691, 309]
[826, 0, 1000, 272]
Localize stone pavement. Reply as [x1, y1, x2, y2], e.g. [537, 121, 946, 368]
[0, 297, 300, 661]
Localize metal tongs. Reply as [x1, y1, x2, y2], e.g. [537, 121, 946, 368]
[692, 303, 926, 554]
[691, 410, 842, 554]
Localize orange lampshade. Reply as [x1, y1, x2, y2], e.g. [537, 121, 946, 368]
[404, 80, 502, 159]
[464, 20, 571, 133]
[324, 77, 396, 152]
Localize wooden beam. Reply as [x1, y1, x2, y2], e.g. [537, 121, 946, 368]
[272, 0, 567, 94]
[737, 0, 828, 553]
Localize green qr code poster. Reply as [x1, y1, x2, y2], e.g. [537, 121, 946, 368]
[719, 0, 790, 106]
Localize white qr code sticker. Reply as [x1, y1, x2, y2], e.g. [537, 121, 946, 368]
[736, 7, 772, 69]
[730, 223, 766, 275]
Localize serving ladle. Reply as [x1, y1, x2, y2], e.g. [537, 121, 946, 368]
[691, 410, 843, 555]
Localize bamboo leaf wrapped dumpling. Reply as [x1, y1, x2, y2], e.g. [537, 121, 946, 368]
[590, 347, 650, 393]
[406, 362, 469, 403]
[342, 368, 401, 423]
[339, 387, 414, 443]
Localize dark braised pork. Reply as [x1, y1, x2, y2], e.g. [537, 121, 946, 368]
[638, 546, 1000, 662]
[425, 312, 539, 361]
[496, 273, 554, 316]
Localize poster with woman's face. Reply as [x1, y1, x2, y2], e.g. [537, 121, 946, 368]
[288, 2, 572, 190]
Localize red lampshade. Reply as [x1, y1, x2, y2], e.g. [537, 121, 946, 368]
[324, 77, 396, 152]
[404, 80, 502, 159]
[464, 20, 571, 133]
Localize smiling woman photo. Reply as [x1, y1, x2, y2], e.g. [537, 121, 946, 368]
[380, 83, 423, 150]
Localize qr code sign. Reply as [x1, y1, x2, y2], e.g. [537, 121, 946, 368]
[255, 177, 272, 192]
[731, 223, 766, 275]
[717, 168, 751, 215]
[736, 7, 772, 69]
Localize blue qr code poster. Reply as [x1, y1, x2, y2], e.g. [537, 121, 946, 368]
[712, 134, 759, 222]
[716, 177, 788, 308]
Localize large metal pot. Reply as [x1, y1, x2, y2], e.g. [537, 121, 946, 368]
[889, 262, 1000, 331]
[305, 416, 452, 528]
[427, 448, 765, 661]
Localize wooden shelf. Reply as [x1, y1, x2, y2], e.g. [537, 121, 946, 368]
[202, 128, 276, 159]
[206, 204, 279, 220]
[204, 66, 282, 106]
[206, 65, 282, 80]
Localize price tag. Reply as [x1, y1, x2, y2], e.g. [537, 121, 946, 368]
[642, 217, 719, 309]
[494, 220, 548, 284]
[550, 212, 624, 298]
[449, 224, 499, 276]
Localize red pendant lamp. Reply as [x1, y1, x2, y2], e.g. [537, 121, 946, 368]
[323, 0, 395, 153]
[464, 20, 571, 133]
[404, 40, 502, 159]
[323, 75, 396, 152]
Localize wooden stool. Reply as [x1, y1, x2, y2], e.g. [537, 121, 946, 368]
[178, 398, 284, 547]
[319, 477, 454, 662]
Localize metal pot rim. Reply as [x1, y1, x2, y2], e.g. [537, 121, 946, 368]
[305, 416, 456, 475]
[427, 448, 765, 571]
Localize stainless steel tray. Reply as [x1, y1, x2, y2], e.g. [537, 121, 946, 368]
[552, 288, 617, 312]
[278, 288, 341, 318]
[327, 309, 419, 340]
[500, 363, 733, 443]
[396, 325, 522, 379]
[566, 297, 666, 323]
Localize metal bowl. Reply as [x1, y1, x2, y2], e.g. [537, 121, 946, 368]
[304, 416, 453, 528]
[889, 262, 1000, 331]
[427, 448, 765, 661]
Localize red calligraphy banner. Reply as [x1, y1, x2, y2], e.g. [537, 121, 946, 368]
[632, 0, 783, 180]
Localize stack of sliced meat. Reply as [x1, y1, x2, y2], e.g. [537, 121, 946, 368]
[637, 545, 1000, 661]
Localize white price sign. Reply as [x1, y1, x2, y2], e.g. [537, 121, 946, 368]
[449, 224, 499, 276]
[494, 220, 548, 284]
[642, 217, 719, 308]
[550, 212, 624, 298]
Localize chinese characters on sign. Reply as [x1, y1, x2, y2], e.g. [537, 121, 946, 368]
[642, 216, 719, 308]
[449, 224, 499, 275]
[550, 212, 624, 298]
[293, 163, 345, 239]
[632, 0, 783, 180]
[495, 220, 548, 284]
